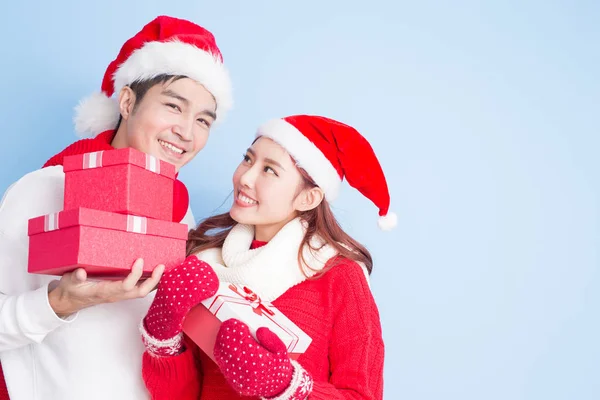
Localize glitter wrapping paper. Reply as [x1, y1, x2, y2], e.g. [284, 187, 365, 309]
[63, 148, 176, 220]
[28, 207, 187, 277]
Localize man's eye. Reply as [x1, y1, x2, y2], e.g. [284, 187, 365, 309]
[197, 118, 211, 128]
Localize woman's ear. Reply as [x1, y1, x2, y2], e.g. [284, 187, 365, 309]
[118, 86, 136, 120]
[296, 186, 325, 212]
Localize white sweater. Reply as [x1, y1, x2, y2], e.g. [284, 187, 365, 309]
[0, 166, 194, 400]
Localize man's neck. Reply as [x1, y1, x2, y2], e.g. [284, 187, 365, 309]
[110, 126, 128, 148]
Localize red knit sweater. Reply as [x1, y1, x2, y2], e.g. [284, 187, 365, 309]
[142, 242, 385, 400]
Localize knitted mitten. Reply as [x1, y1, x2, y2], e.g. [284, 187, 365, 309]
[141, 256, 219, 356]
[214, 319, 313, 399]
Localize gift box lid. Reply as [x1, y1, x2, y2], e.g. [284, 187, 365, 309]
[63, 148, 176, 179]
[28, 207, 188, 239]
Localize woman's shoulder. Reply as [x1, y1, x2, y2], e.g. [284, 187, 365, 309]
[319, 256, 372, 294]
[318, 257, 382, 324]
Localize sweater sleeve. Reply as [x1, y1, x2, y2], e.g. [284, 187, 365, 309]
[142, 346, 202, 400]
[0, 167, 77, 352]
[309, 261, 385, 400]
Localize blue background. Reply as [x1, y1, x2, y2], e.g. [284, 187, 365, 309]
[1, 1, 598, 398]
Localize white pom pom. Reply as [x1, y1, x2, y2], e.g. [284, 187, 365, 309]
[73, 92, 120, 137]
[378, 212, 397, 231]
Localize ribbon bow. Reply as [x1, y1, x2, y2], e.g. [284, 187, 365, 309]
[228, 284, 275, 317]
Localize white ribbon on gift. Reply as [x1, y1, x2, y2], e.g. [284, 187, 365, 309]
[82, 151, 104, 169]
[81, 151, 161, 174]
[44, 212, 60, 232]
[144, 154, 160, 174]
[43, 213, 148, 234]
[126, 215, 148, 234]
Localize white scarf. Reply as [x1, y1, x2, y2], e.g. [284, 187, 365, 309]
[194, 218, 339, 302]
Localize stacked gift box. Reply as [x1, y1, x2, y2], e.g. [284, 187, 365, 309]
[28, 148, 188, 278]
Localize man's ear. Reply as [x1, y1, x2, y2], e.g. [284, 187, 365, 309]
[296, 186, 325, 212]
[118, 86, 136, 120]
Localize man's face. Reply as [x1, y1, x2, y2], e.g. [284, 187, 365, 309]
[117, 77, 217, 171]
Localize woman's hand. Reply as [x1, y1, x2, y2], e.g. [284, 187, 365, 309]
[214, 319, 313, 399]
[141, 255, 219, 356]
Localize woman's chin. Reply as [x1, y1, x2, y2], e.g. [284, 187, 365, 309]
[229, 207, 252, 225]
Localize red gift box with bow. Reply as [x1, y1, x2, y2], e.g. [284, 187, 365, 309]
[183, 281, 312, 362]
[63, 148, 176, 220]
[27, 207, 187, 277]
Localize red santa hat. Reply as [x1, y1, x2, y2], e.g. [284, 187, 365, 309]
[74, 15, 232, 137]
[256, 115, 397, 231]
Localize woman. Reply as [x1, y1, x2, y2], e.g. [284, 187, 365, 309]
[140, 115, 396, 399]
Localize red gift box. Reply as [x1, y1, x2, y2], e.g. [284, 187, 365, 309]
[183, 282, 312, 362]
[28, 207, 188, 277]
[63, 148, 176, 220]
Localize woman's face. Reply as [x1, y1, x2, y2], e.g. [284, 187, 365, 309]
[230, 137, 308, 241]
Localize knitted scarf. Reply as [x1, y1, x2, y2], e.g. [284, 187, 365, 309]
[195, 218, 340, 301]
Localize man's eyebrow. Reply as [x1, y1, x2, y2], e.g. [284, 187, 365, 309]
[161, 89, 189, 105]
[162, 89, 217, 121]
[199, 109, 217, 121]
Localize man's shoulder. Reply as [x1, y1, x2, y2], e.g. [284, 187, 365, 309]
[4, 166, 64, 187]
[0, 167, 65, 292]
[0, 166, 65, 230]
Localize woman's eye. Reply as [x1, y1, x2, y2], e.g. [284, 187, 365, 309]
[264, 166, 277, 175]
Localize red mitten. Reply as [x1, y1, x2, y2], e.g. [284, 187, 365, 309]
[214, 319, 313, 400]
[141, 255, 219, 356]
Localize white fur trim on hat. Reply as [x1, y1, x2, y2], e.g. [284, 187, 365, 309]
[75, 40, 232, 137]
[378, 211, 397, 231]
[74, 92, 120, 137]
[257, 119, 342, 201]
[114, 41, 232, 116]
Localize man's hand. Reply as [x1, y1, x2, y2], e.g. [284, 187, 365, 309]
[48, 259, 164, 318]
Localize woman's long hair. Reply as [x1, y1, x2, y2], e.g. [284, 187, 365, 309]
[186, 165, 373, 277]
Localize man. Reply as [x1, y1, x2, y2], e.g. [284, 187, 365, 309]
[0, 15, 232, 400]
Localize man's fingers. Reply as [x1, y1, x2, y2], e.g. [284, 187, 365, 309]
[122, 259, 145, 291]
[137, 264, 165, 296]
[70, 268, 87, 283]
